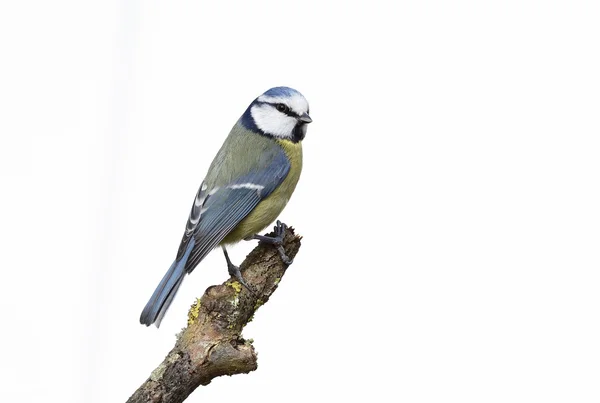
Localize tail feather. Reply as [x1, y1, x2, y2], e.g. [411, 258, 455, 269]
[140, 238, 195, 327]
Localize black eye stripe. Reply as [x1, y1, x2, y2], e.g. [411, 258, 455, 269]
[272, 102, 299, 118]
[253, 101, 302, 119]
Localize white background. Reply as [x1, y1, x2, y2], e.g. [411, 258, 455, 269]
[1, 1, 599, 402]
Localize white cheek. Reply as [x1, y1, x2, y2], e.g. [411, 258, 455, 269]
[251, 105, 297, 138]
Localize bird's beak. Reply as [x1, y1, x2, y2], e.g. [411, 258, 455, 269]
[299, 112, 312, 124]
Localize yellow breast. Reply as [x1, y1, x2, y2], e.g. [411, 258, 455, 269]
[221, 139, 303, 244]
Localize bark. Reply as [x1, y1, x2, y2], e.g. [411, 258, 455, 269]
[126, 226, 302, 403]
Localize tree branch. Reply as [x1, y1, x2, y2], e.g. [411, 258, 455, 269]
[127, 226, 302, 403]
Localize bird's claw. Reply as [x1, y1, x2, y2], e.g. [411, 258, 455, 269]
[276, 245, 293, 265]
[273, 220, 286, 242]
[269, 221, 293, 265]
[249, 220, 293, 265]
[223, 246, 257, 296]
[227, 263, 257, 296]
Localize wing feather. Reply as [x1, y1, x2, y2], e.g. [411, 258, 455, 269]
[184, 187, 260, 272]
[174, 144, 291, 274]
[175, 181, 208, 260]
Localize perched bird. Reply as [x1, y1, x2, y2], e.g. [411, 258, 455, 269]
[140, 86, 311, 327]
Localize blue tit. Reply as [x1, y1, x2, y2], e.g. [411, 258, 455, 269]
[140, 86, 311, 327]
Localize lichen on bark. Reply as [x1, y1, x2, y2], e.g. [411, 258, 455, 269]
[126, 226, 302, 403]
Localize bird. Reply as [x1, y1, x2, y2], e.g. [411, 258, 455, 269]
[140, 86, 311, 327]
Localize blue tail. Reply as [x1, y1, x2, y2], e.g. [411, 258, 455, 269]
[140, 239, 195, 327]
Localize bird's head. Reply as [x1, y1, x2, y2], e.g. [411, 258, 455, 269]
[241, 87, 311, 143]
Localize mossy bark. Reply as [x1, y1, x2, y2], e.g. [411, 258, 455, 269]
[126, 226, 302, 403]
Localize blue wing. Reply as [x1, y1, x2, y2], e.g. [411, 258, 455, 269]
[182, 146, 290, 273]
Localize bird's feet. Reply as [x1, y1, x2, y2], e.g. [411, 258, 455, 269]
[226, 262, 256, 296]
[248, 220, 293, 265]
[222, 246, 256, 296]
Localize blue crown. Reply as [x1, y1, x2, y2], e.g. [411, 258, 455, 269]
[261, 86, 300, 98]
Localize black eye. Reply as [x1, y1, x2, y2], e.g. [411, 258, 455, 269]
[276, 103, 289, 113]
